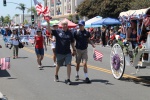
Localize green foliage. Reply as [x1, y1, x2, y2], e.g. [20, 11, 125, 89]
[77, 0, 131, 18]
[16, 3, 26, 11]
[68, 14, 73, 21]
[130, 0, 150, 10]
[24, 20, 28, 24]
[3, 15, 11, 24]
[27, 6, 38, 17]
[0, 16, 4, 23]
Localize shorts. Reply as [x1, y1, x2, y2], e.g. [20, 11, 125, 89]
[35, 48, 44, 55]
[76, 49, 88, 64]
[51, 42, 56, 49]
[56, 53, 72, 66]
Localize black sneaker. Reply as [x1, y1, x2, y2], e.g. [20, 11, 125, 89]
[75, 75, 79, 81]
[54, 75, 59, 82]
[85, 77, 91, 83]
[65, 79, 72, 85]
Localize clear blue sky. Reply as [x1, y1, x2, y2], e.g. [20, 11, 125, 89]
[0, 0, 44, 18]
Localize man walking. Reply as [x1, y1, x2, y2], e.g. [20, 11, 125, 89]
[47, 20, 76, 85]
[74, 20, 95, 83]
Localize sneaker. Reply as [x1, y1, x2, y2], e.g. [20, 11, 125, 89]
[65, 79, 72, 85]
[38, 65, 42, 69]
[85, 77, 91, 83]
[75, 75, 79, 81]
[53, 63, 56, 67]
[13, 56, 15, 59]
[54, 75, 59, 82]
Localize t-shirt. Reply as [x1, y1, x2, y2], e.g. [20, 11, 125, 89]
[74, 29, 90, 50]
[30, 29, 36, 36]
[11, 34, 19, 45]
[46, 30, 50, 36]
[35, 35, 44, 49]
[52, 29, 74, 54]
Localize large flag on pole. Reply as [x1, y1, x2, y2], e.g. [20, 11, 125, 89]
[33, 0, 51, 21]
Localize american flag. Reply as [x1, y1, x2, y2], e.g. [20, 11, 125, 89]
[0, 57, 10, 70]
[33, 0, 51, 21]
[93, 50, 103, 62]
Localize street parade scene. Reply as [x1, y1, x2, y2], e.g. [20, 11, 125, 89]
[0, 0, 150, 100]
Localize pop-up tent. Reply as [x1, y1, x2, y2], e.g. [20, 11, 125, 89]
[91, 17, 121, 25]
[58, 18, 77, 28]
[85, 16, 102, 28]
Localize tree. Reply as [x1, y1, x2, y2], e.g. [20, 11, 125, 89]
[3, 15, 11, 24]
[24, 20, 28, 24]
[0, 16, 4, 25]
[130, 0, 150, 10]
[68, 14, 73, 21]
[27, 6, 38, 17]
[76, 0, 131, 18]
[100, 0, 131, 18]
[16, 3, 26, 23]
[15, 14, 19, 17]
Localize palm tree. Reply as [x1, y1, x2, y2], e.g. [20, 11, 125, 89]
[27, 6, 38, 17]
[16, 3, 26, 23]
[15, 14, 19, 17]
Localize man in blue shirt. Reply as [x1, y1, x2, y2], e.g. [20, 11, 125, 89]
[74, 20, 95, 83]
[48, 20, 76, 85]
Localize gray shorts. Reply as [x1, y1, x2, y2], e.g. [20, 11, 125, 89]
[76, 49, 88, 64]
[56, 53, 72, 66]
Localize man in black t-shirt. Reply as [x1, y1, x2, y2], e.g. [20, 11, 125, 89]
[74, 20, 95, 83]
[48, 20, 76, 85]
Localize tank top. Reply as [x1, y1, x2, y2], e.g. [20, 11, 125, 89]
[35, 35, 44, 49]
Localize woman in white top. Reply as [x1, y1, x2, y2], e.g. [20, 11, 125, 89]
[10, 29, 20, 59]
[49, 24, 58, 66]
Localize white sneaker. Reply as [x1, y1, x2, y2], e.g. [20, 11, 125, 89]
[54, 63, 56, 67]
[38, 65, 42, 68]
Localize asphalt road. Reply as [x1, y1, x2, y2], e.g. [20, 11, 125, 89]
[0, 36, 150, 100]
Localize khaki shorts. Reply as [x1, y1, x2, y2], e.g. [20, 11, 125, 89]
[76, 49, 88, 64]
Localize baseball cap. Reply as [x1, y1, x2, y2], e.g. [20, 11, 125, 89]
[78, 20, 85, 26]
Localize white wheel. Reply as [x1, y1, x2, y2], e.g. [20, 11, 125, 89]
[110, 43, 125, 80]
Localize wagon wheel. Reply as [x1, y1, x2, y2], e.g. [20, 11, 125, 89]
[110, 43, 125, 80]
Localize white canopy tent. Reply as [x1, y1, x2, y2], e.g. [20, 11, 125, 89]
[119, 7, 150, 17]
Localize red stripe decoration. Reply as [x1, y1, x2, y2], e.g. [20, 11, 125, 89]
[33, 0, 51, 21]
[93, 50, 103, 62]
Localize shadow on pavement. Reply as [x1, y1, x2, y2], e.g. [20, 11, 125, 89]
[7, 77, 17, 79]
[58, 79, 113, 86]
[42, 66, 55, 68]
[17, 57, 28, 59]
[91, 79, 114, 85]
[120, 76, 150, 87]
[0, 70, 11, 77]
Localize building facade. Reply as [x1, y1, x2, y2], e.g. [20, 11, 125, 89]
[44, 0, 84, 19]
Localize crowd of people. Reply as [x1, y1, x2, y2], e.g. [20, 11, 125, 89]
[0, 20, 95, 85]
[0, 18, 149, 85]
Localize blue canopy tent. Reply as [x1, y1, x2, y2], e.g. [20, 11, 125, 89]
[85, 16, 102, 28]
[91, 17, 121, 25]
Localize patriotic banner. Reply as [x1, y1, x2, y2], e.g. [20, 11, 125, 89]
[19, 35, 30, 42]
[93, 49, 103, 62]
[0, 57, 10, 70]
[33, 0, 51, 21]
